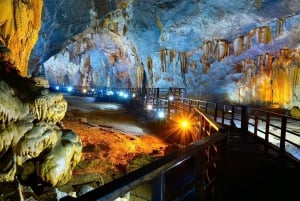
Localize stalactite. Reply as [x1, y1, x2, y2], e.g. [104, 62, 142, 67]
[169, 50, 176, 62]
[243, 29, 255, 50]
[264, 53, 274, 76]
[180, 52, 188, 74]
[233, 36, 243, 56]
[200, 41, 212, 73]
[202, 40, 212, 61]
[277, 18, 284, 37]
[216, 39, 229, 61]
[190, 61, 197, 70]
[160, 48, 167, 72]
[179, 52, 188, 86]
[257, 26, 272, 44]
[123, 25, 127, 35]
[147, 56, 153, 87]
[109, 53, 116, 66]
[136, 63, 144, 88]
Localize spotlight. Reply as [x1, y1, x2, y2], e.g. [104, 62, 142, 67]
[158, 111, 165, 119]
[132, 93, 136, 98]
[180, 120, 189, 129]
[82, 88, 87, 94]
[55, 86, 60, 91]
[119, 91, 124, 97]
[67, 86, 73, 92]
[169, 95, 174, 101]
[146, 104, 153, 110]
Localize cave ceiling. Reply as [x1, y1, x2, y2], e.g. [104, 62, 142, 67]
[2, 0, 300, 107]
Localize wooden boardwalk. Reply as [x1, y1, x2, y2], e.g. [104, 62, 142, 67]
[212, 127, 300, 201]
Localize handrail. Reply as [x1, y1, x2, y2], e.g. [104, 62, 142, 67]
[61, 92, 227, 201]
[192, 107, 220, 132]
[62, 130, 227, 201]
[248, 107, 300, 161]
[62, 87, 300, 200]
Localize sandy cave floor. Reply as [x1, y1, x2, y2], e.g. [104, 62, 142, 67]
[61, 95, 169, 188]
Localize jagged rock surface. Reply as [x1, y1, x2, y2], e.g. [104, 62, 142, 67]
[0, 62, 82, 196]
[37, 0, 300, 108]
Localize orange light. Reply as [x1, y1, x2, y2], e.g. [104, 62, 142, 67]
[163, 111, 196, 146]
[181, 120, 189, 129]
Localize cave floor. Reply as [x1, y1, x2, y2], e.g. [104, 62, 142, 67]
[57, 95, 168, 199]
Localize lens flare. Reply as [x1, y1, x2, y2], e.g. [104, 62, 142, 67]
[163, 111, 196, 146]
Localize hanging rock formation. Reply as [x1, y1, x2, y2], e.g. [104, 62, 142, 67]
[0, 0, 43, 76]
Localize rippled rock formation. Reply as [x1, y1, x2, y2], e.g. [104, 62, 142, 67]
[0, 58, 82, 197]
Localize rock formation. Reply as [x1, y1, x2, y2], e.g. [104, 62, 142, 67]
[0, 52, 82, 197]
[0, 0, 43, 76]
[31, 0, 300, 109]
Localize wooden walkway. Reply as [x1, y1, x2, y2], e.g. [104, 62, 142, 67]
[212, 127, 300, 201]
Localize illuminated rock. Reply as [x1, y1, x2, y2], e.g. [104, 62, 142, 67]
[0, 0, 43, 76]
[0, 60, 82, 187]
[290, 106, 300, 118]
[36, 129, 82, 186]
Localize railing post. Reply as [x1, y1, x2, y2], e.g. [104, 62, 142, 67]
[241, 106, 248, 134]
[167, 99, 171, 120]
[195, 150, 206, 201]
[280, 116, 287, 154]
[265, 113, 270, 146]
[230, 106, 235, 126]
[222, 105, 225, 125]
[254, 111, 258, 137]
[152, 174, 164, 201]
[214, 103, 218, 122]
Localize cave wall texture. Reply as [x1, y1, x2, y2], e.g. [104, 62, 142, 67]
[1, 0, 300, 108]
[0, 0, 82, 190]
[0, 0, 43, 75]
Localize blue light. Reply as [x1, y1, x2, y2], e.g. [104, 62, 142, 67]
[106, 90, 114, 96]
[67, 86, 73, 92]
[55, 86, 60, 91]
[119, 91, 124, 97]
[158, 111, 165, 119]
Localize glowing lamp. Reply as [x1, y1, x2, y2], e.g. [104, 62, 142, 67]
[67, 86, 73, 92]
[82, 88, 87, 94]
[132, 93, 136, 98]
[55, 86, 60, 90]
[169, 95, 174, 101]
[181, 120, 189, 129]
[158, 111, 165, 119]
[146, 104, 153, 110]
[119, 91, 124, 97]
